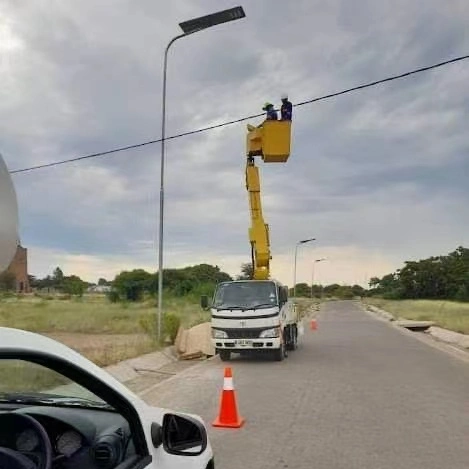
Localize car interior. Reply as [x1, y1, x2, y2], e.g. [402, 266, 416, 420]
[0, 358, 147, 469]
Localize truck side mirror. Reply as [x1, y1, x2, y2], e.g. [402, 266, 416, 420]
[278, 286, 288, 304]
[161, 413, 208, 456]
[200, 295, 209, 310]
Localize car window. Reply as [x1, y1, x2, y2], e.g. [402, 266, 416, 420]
[0, 358, 106, 404]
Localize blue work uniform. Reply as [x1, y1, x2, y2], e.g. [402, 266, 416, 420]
[280, 100, 293, 120]
[266, 108, 278, 120]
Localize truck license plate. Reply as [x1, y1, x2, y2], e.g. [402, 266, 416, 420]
[237, 339, 253, 346]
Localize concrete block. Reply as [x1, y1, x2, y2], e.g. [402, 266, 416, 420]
[396, 320, 434, 331]
[127, 350, 174, 373]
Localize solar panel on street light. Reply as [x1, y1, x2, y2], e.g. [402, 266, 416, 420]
[179, 6, 246, 34]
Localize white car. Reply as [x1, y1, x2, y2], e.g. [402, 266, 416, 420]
[0, 327, 215, 469]
[0, 154, 215, 469]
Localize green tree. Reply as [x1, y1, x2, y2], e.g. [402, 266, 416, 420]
[53, 267, 64, 284]
[310, 284, 323, 297]
[150, 264, 233, 297]
[351, 284, 365, 297]
[369, 246, 469, 301]
[454, 284, 469, 302]
[294, 283, 310, 297]
[113, 269, 153, 302]
[184, 264, 232, 284]
[28, 275, 38, 288]
[237, 263, 253, 280]
[369, 277, 381, 289]
[62, 275, 86, 297]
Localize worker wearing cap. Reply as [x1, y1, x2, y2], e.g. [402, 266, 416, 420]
[280, 93, 292, 121]
[262, 102, 278, 121]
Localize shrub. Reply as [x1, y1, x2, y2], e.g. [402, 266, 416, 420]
[107, 290, 121, 303]
[138, 312, 181, 345]
[163, 313, 181, 344]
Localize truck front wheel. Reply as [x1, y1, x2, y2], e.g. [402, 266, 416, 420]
[219, 350, 231, 361]
[290, 325, 298, 350]
[273, 343, 286, 361]
[285, 325, 298, 351]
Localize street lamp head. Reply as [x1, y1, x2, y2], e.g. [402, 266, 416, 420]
[179, 6, 246, 35]
[299, 238, 315, 245]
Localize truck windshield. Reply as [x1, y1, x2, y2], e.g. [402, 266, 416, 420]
[213, 281, 278, 309]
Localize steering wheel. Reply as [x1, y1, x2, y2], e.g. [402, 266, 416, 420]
[0, 412, 52, 469]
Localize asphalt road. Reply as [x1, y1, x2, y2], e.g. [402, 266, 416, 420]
[142, 300, 469, 469]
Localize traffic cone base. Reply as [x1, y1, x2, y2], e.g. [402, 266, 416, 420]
[212, 367, 245, 428]
[212, 416, 245, 428]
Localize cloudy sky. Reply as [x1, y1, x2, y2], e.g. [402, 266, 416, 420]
[2, 0, 469, 287]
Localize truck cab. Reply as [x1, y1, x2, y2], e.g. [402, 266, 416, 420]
[201, 280, 299, 362]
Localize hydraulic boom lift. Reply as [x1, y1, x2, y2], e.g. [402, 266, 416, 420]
[245, 119, 292, 278]
[200, 115, 299, 362]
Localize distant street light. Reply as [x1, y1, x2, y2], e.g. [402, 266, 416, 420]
[293, 238, 315, 298]
[157, 6, 246, 342]
[311, 258, 327, 298]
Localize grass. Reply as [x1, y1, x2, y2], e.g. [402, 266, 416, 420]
[294, 298, 322, 318]
[0, 294, 204, 367]
[0, 294, 202, 334]
[364, 298, 469, 334]
[0, 360, 69, 393]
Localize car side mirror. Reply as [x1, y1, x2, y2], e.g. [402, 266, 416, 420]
[161, 413, 207, 456]
[151, 422, 163, 448]
[200, 295, 209, 310]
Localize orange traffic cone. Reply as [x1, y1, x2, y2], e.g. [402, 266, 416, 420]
[310, 319, 318, 330]
[212, 367, 245, 428]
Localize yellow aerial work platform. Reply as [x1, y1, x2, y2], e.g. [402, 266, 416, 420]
[246, 120, 292, 163]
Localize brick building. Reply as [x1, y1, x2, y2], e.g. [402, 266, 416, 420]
[6, 244, 31, 293]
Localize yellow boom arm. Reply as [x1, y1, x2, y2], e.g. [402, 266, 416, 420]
[245, 120, 292, 280]
[246, 157, 270, 279]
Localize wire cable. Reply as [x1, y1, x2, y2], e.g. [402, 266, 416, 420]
[10, 53, 469, 174]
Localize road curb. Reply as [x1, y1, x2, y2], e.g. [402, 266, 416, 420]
[104, 346, 177, 382]
[359, 302, 469, 364]
[138, 354, 219, 398]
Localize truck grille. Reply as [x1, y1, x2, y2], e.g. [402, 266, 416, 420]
[225, 328, 264, 339]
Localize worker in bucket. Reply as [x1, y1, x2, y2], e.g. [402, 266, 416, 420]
[248, 102, 278, 131]
[280, 93, 293, 121]
[262, 102, 278, 121]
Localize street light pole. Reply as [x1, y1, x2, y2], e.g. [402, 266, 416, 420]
[156, 7, 246, 342]
[157, 33, 186, 343]
[293, 238, 315, 298]
[311, 258, 326, 298]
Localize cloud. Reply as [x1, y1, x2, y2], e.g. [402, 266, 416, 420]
[3, 0, 469, 287]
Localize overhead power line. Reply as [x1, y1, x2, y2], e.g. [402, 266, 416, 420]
[10, 53, 469, 175]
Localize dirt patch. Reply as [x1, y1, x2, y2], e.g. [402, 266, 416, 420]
[43, 332, 157, 367]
